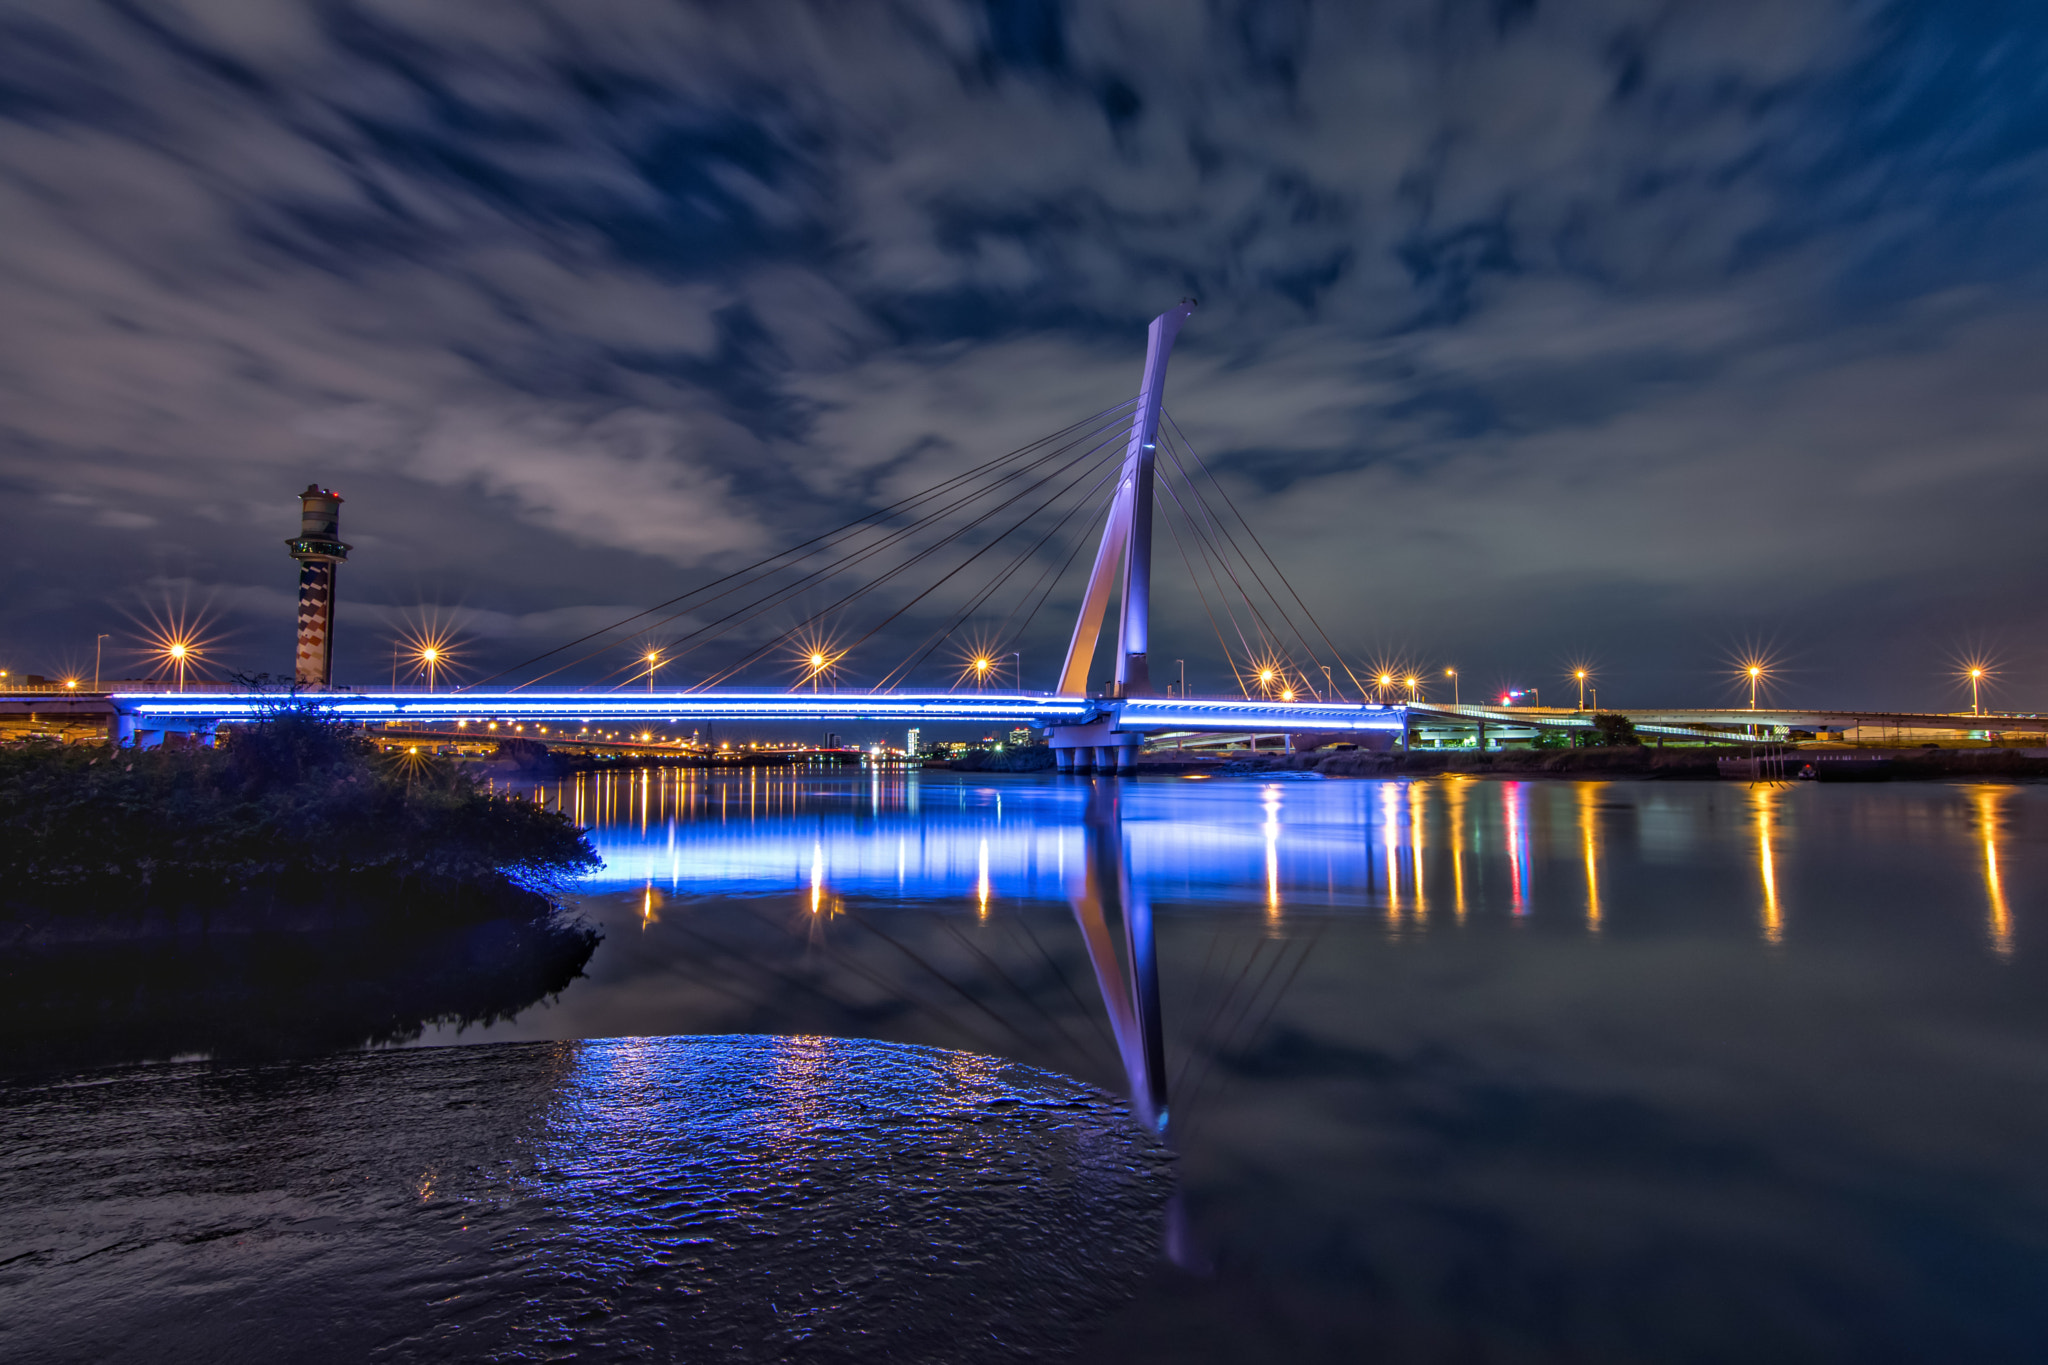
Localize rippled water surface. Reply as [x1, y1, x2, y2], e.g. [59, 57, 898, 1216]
[9, 769, 2048, 1362]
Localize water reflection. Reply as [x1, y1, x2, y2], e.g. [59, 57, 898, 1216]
[1579, 781, 1603, 934]
[1972, 786, 2014, 958]
[0, 910, 598, 1076]
[1752, 784, 1784, 945]
[519, 769, 2032, 965]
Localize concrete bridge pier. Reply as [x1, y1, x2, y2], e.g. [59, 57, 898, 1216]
[1055, 748, 1076, 774]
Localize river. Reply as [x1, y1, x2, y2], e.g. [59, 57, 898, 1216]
[6, 768, 2047, 1362]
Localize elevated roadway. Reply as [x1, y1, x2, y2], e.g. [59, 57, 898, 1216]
[2, 687, 2038, 754]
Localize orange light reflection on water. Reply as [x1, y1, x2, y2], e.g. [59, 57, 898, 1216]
[1751, 785, 1782, 945]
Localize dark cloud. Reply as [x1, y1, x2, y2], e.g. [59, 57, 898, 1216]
[1, 0, 2044, 708]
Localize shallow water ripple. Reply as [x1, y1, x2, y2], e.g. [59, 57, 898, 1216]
[0, 1035, 1173, 1363]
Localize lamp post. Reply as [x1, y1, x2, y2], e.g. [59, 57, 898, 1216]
[1575, 669, 1588, 710]
[1176, 659, 1186, 698]
[1970, 667, 1984, 716]
[1011, 652, 1021, 690]
[1748, 665, 1762, 711]
[645, 649, 662, 693]
[1445, 667, 1458, 706]
[95, 634, 108, 690]
[169, 641, 189, 692]
[420, 645, 441, 692]
[1404, 675, 1419, 704]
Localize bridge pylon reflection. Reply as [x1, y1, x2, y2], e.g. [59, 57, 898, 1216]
[1067, 780, 1169, 1133]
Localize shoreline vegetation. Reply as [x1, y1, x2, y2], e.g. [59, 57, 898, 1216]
[0, 713, 601, 941]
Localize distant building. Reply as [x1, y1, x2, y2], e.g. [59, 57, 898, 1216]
[1008, 726, 1035, 748]
[906, 726, 920, 756]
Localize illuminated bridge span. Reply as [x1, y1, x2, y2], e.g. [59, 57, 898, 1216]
[88, 689, 1409, 759]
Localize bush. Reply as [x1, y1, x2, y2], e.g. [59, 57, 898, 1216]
[1590, 712, 1641, 746]
[0, 713, 599, 898]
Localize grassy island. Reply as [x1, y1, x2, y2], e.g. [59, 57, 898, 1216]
[0, 713, 599, 935]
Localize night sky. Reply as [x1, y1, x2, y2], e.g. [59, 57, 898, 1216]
[2, 1, 2044, 711]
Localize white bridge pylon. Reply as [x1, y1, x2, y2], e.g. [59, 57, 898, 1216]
[1057, 300, 1197, 698]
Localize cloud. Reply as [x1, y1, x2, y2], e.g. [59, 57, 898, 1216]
[0, 1, 2043, 704]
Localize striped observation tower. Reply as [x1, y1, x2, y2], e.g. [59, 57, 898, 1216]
[285, 484, 350, 690]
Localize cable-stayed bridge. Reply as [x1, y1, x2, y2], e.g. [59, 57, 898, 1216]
[20, 299, 1429, 769]
[7, 300, 2037, 765]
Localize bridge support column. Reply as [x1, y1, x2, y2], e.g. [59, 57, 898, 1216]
[107, 711, 136, 748]
[1114, 742, 1138, 776]
[1056, 747, 1075, 775]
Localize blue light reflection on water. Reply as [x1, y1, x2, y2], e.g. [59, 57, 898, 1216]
[503, 768, 2029, 955]
[519, 769, 1659, 923]
[453, 768, 2048, 1363]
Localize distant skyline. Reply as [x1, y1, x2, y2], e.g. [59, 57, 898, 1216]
[3, 1, 2045, 711]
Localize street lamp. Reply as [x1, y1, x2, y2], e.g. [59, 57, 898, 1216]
[1377, 671, 1393, 702]
[644, 649, 663, 693]
[1575, 669, 1588, 710]
[972, 655, 993, 689]
[1445, 667, 1458, 706]
[1748, 664, 1762, 711]
[94, 634, 109, 690]
[1970, 666, 1984, 716]
[1176, 659, 1186, 698]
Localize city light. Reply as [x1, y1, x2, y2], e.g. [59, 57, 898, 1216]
[131, 598, 222, 695]
[793, 632, 847, 694]
[395, 618, 463, 692]
[1956, 656, 1998, 715]
[1730, 652, 1779, 711]
[141, 625, 207, 692]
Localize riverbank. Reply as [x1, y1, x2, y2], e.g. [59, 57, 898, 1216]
[0, 714, 600, 932]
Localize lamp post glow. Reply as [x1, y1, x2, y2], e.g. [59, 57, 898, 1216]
[645, 650, 662, 693]
[1747, 665, 1761, 710]
[417, 645, 442, 692]
[169, 641, 189, 692]
[1445, 667, 1458, 706]
[1575, 669, 1588, 710]
[1404, 675, 1418, 703]
[1377, 672, 1393, 703]
[1971, 667, 1984, 716]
